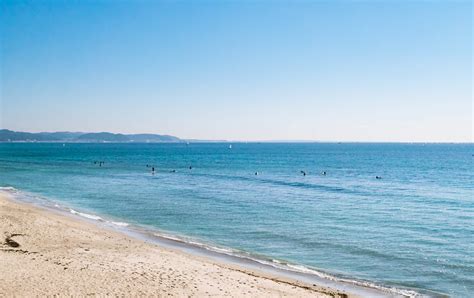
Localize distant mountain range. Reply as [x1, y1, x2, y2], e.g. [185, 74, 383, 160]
[0, 129, 182, 143]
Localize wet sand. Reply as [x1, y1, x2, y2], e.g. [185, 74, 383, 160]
[0, 192, 353, 297]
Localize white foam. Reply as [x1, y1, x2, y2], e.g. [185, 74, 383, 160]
[272, 259, 283, 264]
[0, 186, 18, 192]
[203, 245, 234, 254]
[69, 209, 103, 221]
[110, 221, 129, 227]
[154, 233, 183, 242]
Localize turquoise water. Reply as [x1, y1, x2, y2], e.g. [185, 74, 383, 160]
[0, 143, 472, 297]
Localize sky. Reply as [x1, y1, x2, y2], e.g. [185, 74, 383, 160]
[0, 0, 472, 142]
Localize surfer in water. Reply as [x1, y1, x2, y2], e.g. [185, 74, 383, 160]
[152, 167, 155, 175]
[376, 176, 382, 179]
[300, 170, 306, 176]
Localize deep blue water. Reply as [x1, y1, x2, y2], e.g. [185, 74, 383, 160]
[0, 143, 472, 297]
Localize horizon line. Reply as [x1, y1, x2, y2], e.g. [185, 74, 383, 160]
[1, 128, 472, 144]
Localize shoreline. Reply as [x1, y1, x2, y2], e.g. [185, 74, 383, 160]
[0, 190, 355, 297]
[0, 188, 427, 297]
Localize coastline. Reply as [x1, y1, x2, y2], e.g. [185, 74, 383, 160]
[0, 190, 355, 297]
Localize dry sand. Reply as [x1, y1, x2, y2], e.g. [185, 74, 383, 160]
[0, 192, 353, 297]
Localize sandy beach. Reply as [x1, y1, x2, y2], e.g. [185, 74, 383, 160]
[0, 192, 352, 297]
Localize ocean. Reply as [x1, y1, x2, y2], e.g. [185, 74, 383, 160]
[0, 143, 472, 297]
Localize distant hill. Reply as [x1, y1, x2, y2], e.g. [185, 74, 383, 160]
[76, 132, 130, 142]
[0, 129, 47, 141]
[36, 131, 84, 141]
[127, 134, 180, 143]
[0, 129, 182, 143]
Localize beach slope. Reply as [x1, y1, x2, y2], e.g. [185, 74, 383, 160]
[0, 193, 350, 297]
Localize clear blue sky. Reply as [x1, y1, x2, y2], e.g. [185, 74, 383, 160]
[1, 0, 472, 142]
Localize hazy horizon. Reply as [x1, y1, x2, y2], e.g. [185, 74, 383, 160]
[1, 1, 472, 142]
[1, 127, 473, 144]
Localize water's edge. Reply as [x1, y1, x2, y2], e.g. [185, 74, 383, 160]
[0, 187, 447, 298]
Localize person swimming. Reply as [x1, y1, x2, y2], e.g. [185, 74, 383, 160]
[322, 171, 327, 175]
[376, 176, 382, 179]
[152, 167, 155, 174]
[189, 166, 193, 170]
[300, 170, 306, 176]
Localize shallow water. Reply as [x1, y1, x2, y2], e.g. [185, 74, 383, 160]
[0, 143, 472, 297]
